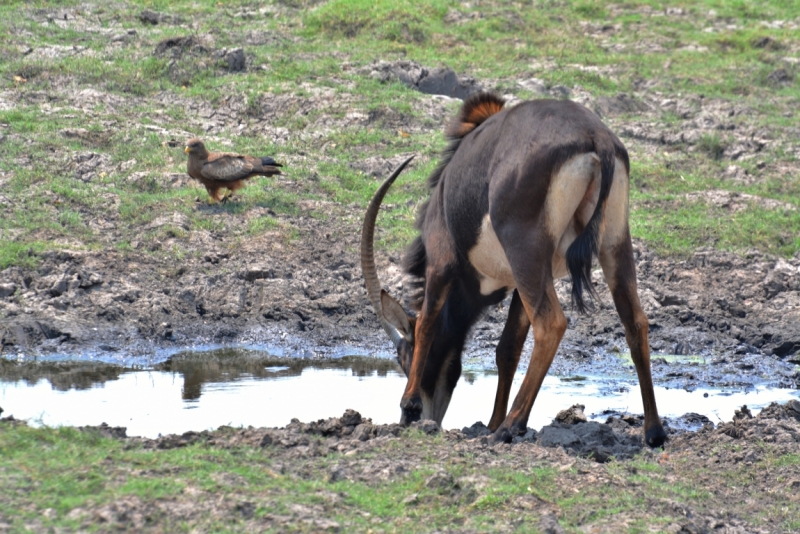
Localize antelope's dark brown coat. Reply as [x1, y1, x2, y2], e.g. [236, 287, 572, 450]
[363, 93, 666, 447]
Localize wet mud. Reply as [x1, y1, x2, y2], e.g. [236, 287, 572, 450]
[2, 238, 799, 393]
[15, 399, 798, 466]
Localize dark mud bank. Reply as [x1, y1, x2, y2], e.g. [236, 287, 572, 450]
[8, 400, 798, 466]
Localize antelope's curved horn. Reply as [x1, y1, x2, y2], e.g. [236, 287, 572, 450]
[361, 156, 415, 349]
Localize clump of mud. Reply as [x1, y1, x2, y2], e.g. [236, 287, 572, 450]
[69, 401, 796, 465]
[153, 35, 247, 85]
[138, 10, 183, 26]
[359, 60, 482, 100]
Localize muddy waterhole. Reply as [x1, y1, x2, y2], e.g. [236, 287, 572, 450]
[1, 348, 797, 438]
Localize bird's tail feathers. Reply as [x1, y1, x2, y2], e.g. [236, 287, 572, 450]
[260, 156, 283, 167]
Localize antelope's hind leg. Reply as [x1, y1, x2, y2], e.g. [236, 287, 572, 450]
[490, 232, 567, 443]
[599, 236, 666, 447]
[597, 161, 666, 447]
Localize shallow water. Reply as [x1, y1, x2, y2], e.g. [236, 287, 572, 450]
[2, 349, 798, 438]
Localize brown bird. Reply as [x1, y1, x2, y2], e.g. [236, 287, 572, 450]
[184, 138, 283, 203]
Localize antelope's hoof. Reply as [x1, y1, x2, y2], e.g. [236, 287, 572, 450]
[645, 424, 668, 448]
[490, 427, 514, 444]
[399, 396, 422, 426]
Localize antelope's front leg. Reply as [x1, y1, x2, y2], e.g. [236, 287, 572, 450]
[488, 290, 530, 431]
[400, 273, 451, 425]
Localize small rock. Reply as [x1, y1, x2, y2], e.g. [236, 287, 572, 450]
[0, 283, 17, 298]
[752, 36, 779, 49]
[518, 78, 548, 94]
[417, 66, 479, 99]
[361, 60, 481, 100]
[785, 399, 800, 421]
[767, 68, 792, 86]
[139, 10, 161, 25]
[538, 513, 567, 534]
[555, 404, 587, 425]
[550, 85, 571, 98]
[622, 414, 643, 427]
[412, 419, 440, 435]
[50, 278, 69, 297]
[402, 493, 419, 505]
[351, 423, 373, 442]
[340, 409, 362, 427]
[111, 30, 137, 42]
[139, 10, 182, 26]
[734, 405, 753, 420]
[224, 48, 246, 72]
[241, 265, 273, 282]
[319, 417, 342, 436]
[376, 424, 402, 438]
[328, 464, 349, 482]
[461, 421, 491, 438]
[235, 502, 255, 519]
[154, 36, 202, 57]
[658, 294, 688, 307]
[672, 342, 692, 355]
[594, 93, 644, 118]
[313, 519, 340, 532]
[425, 472, 456, 491]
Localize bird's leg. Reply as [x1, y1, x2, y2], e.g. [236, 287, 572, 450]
[220, 190, 232, 204]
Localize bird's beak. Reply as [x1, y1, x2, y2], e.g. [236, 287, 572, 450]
[184, 146, 190, 154]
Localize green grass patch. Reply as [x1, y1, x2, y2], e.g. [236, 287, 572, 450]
[0, 0, 798, 267]
[2, 422, 799, 532]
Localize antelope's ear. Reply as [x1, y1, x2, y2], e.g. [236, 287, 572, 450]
[380, 290, 413, 340]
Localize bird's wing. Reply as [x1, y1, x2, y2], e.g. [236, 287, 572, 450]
[200, 153, 255, 182]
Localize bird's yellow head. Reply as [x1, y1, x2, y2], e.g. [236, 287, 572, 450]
[184, 138, 205, 156]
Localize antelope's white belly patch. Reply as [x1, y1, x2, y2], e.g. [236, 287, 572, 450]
[468, 215, 572, 296]
[468, 216, 516, 295]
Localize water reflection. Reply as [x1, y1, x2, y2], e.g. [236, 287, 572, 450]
[2, 349, 799, 438]
[0, 358, 124, 391]
[153, 349, 402, 401]
[0, 348, 403, 399]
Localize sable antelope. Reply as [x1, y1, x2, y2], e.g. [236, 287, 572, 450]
[361, 92, 667, 447]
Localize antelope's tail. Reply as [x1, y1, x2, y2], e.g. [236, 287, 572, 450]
[565, 134, 616, 314]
